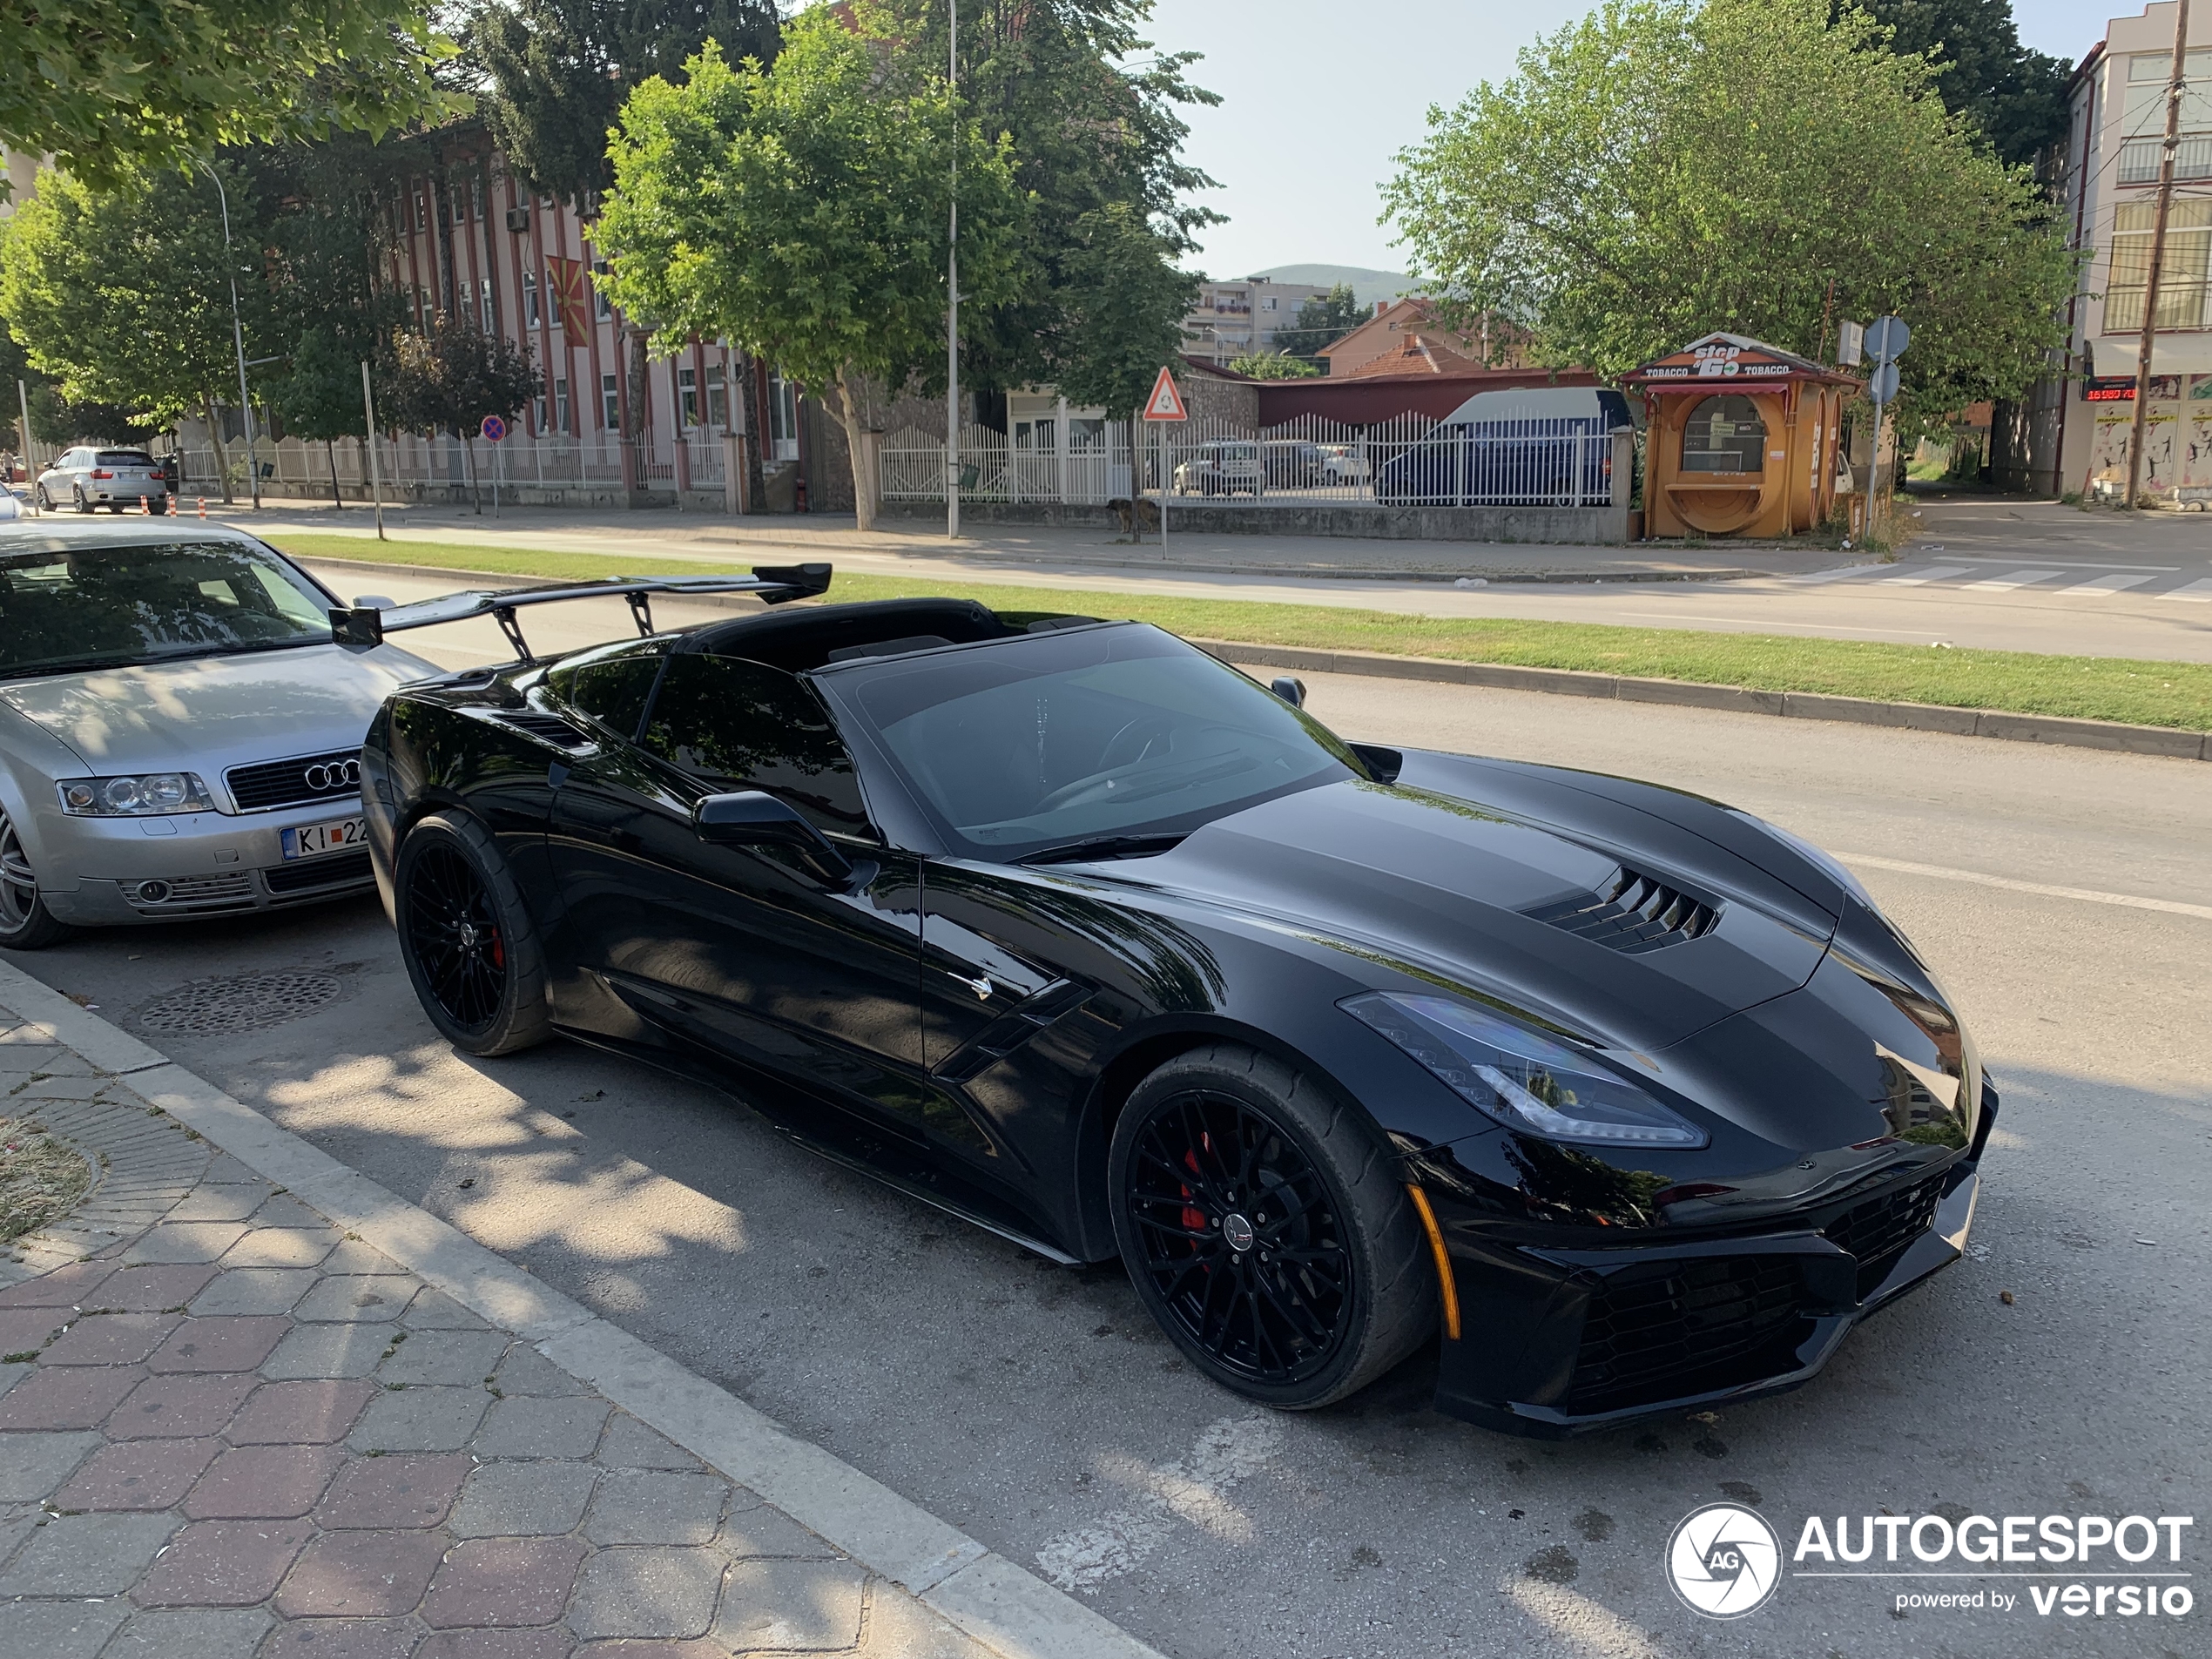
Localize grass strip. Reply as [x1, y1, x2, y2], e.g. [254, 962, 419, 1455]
[267, 533, 2212, 732]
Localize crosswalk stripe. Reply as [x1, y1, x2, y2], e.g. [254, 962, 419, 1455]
[1962, 568, 2066, 590]
[2162, 578, 2212, 603]
[1876, 565, 1973, 585]
[2064, 571, 2157, 597]
[1785, 564, 1885, 584]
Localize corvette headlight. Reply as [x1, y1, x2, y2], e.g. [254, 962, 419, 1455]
[57, 773, 216, 816]
[1342, 991, 1708, 1149]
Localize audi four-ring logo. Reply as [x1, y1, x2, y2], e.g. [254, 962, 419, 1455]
[306, 759, 361, 792]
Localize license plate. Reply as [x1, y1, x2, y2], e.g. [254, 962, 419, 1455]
[281, 816, 367, 860]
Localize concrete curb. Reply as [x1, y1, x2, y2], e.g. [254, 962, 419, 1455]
[1193, 639, 2212, 762]
[0, 958, 1163, 1659]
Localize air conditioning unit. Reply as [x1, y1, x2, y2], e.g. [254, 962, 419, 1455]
[505, 206, 530, 234]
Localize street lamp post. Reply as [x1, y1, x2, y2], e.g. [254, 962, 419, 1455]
[946, 0, 960, 541]
[199, 162, 260, 509]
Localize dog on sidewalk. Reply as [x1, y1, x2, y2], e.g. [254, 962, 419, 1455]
[1107, 496, 1161, 538]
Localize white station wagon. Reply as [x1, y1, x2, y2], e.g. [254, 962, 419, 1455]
[0, 520, 435, 948]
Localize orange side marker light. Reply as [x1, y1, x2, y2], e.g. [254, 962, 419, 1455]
[1406, 1184, 1461, 1341]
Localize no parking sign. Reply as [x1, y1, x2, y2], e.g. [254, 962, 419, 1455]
[480, 415, 508, 443]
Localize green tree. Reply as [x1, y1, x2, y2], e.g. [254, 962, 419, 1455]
[377, 320, 539, 512]
[272, 327, 368, 508]
[1228, 349, 1318, 380]
[595, 10, 1025, 529]
[469, 1, 785, 206]
[2, 2, 455, 194]
[877, 1, 1215, 411]
[1850, 0, 2069, 170]
[0, 165, 270, 499]
[1383, 0, 2079, 436]
[1271, 282, 1369, 361]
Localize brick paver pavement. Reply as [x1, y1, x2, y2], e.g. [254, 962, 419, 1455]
[0, 1004, 987, 1659]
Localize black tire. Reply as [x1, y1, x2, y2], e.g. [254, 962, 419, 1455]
[1108, 1042, 1433, 1410]
[34, 484, 52, 510]
[394, 811, 552, 1056]
[0, 805, 72, 950]
[73, 486, 91, 514]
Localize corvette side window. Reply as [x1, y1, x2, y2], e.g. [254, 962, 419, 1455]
[643, 654, 870, 831]
[549, 651, 663, 740]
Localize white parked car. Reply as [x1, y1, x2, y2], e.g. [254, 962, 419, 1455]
[35, 446, 171, 514]
[0, 520, 433, 948]
[1318, 443, 1370, 484]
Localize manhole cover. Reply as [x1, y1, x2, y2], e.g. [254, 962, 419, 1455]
[137, 971, 346, 1036]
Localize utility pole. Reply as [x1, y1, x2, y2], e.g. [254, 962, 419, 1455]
[946, 0, 960, 540]
[2127, 0, 2191, 508]
[199, 163, 261, 509]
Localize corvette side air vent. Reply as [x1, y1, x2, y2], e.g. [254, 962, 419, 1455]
[1523, 867, 1719, 954]
[489, 711, 597, 751]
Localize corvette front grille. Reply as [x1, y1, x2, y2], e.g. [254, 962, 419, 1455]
[1566, 1255, 1808, 1414]
[1525, 867, 1718, 954]
[1825, 1171, 1947, 1299]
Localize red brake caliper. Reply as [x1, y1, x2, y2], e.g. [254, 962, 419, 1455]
[489, 930, 506, 970]
[1180, 1142, 1209, 1244]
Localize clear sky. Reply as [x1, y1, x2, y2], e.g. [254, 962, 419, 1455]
[1145, 0, 2104, 280]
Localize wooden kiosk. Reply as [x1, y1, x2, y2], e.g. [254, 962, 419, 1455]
[1625, 334, 1861, 538]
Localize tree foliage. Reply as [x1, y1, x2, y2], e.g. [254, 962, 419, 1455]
[1229, 350, 1318, 380]
[0, 165, 266, 432]
[877, 1, 1216, 414]
[468, 0, 784, 205]
[378, 320, 538, 435]
[595, 8, 1025, 529]
[1383, 0, 2080, 434]
[1271, 283, 1369, 360]
[1850, 0, 2069, 170]
[1, 1, 455, 194]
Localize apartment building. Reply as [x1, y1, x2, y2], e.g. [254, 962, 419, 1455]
[1180, 278, 1331, 364]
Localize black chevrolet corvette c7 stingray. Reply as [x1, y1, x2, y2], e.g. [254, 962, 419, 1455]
[354, 569, 1993, 1436]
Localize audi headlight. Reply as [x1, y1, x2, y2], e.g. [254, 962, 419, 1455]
[1342, 991, 1708, 1149]
[57, 772, 216, 816]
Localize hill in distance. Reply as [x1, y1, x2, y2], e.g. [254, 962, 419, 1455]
[1245, 263, 1415, 308]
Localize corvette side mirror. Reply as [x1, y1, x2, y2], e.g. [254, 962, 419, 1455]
[694, 790, 855, 886]
[1270, 676, 1306, 708]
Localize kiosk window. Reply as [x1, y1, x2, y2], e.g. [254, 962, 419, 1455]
[1682, 396, 1766, 473]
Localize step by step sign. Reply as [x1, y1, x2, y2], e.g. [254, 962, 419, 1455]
[1143, 367, 1188, 421]
[480, 415, 508, 443]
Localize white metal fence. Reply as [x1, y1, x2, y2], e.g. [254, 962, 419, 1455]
[881, 412, 1623, 509]
[177, 430, 731, 496]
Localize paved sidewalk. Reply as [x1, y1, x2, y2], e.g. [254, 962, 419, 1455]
[0, 978, 1142, 1659]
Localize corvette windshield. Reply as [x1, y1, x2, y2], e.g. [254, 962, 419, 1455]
[0, 540, 334, 678]
[834, 624, 1360, 860]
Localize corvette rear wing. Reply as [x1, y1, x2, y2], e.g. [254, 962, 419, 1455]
[328, 564, 832, 663]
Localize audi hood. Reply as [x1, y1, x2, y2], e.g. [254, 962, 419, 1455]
[0, 644, 436, 801]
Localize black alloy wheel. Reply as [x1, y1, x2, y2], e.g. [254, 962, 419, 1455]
[404, 840, 510, 1034]
[394, 812, 552, 1057]
[1126, 1089, 1354, 1386]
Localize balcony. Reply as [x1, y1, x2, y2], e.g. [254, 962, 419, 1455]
[2105, 280, 2211, 333]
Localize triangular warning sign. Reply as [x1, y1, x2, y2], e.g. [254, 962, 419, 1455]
[1142, 366, 1188, 421]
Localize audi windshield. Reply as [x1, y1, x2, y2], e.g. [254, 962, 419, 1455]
[0, 539, 337, 679]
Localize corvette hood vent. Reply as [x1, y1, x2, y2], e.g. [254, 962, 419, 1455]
[1523, 867, 1718, 954]
[490, 711, 596, 750]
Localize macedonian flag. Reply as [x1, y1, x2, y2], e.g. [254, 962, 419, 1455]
[548, 257, 592, 338]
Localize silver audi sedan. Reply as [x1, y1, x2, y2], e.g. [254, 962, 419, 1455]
[0, 519, 435, 948]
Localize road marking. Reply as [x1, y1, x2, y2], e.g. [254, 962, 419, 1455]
[2162, 578, 2212, 603]
[1901, 556, 2182, 570]
[1784, 564, 1886, 584]
[2062, 571, 2157, 597]
[1877, 565, 1973, 585]
[1033, 1416, 1283, 1592]
[1615, 612, 1951, 639]
[1837, 853, 2212, 921]
[1961, 568, 2066, 590]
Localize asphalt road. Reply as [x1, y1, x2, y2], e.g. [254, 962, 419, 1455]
[17, 660, 2209, 1657]
[260, 494, 2212, 662]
